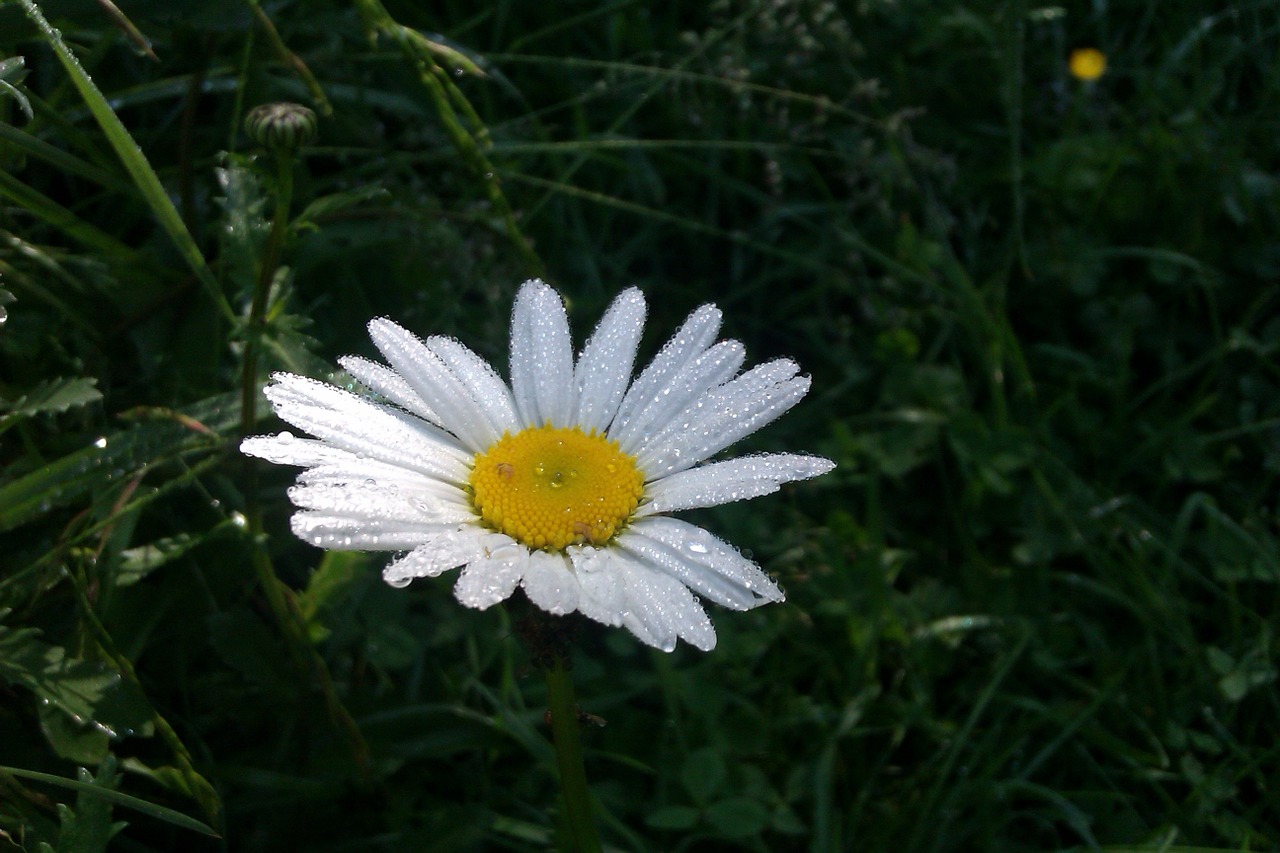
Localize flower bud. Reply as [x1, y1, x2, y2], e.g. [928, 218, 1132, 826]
[245, 102, 317, 152]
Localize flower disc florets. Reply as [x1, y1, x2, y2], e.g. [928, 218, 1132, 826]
[470, 425, 644, 550]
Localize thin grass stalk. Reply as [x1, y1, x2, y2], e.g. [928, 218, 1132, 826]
[352, 0, 543, 277]
[16, 0, 235, 324]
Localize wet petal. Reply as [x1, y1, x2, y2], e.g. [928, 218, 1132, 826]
[521, 550, 581, 615]
[454, 537, 528, 608]
[635, 359, 811, 477]
[368, 319, 504, 452]
[510, 279, 574, 427]
[639, 453, 834, 515]
[381, 526, 490, 586]
[339, 355, 441, 425]
[609, 303, 721, 443]
[615, 556, 716, 652]
[572, 288, 647, 433]
[612, 340, 745, 453]
[620, 517, 783, 609]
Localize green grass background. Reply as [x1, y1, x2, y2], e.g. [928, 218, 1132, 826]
[1, 1, 1277, 851]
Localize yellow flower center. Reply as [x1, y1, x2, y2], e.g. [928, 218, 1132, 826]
[469, 425, 645, 551]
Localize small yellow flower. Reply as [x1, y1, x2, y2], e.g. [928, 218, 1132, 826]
[1069, 48, 1107, 82]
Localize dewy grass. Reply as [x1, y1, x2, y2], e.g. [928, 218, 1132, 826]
[1, 2, 1277, 851]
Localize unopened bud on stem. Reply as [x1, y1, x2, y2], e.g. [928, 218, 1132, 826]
[245, 102, 317, 152]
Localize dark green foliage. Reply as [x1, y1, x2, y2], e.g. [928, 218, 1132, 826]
[0, 1, 1276, 851]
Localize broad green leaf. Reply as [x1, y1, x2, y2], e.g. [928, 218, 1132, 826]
[214, 161, 269, 298]
[0, 377, 101, 434]
[0, 615, 155, 740]
[38, 701, 110, 765]
[44, 758, 126, 853]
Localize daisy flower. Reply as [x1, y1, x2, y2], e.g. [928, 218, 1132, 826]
[242, 279, 833, 651]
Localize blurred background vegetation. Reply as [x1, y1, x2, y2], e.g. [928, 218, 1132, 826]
[1, 1, 1277, 851]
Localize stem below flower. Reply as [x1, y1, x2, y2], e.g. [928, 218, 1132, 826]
[544, 657, 603, 853]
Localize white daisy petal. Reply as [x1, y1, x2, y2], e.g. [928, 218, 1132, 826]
[424, 336, 520, 437]
[510, 279, 574, 427]
[609, 303, 721, 441]
[636, 360, 812, 477]
[454, 538, 528, 609]
[287, 481, 472, 525]
[297, 462, 470, 509]
[638, 453, 835, 515]
[521, 550, 581, 615]
[291, 512, 455, 551]
[367, 319, 502, 452]
[612, 340, 746, 454]
[264, 375, 471, 482]
[572, 288, 647, 433]
[381, 527, 490, 586]
[338, 355, 441, 425]
[615, 556, 716, 652]
[566, 546, 626, 627]
[241, 433, 353, 468]
[621, 517, 783, 609]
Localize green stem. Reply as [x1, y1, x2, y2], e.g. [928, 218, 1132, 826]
[237, 152, 372, 776]
[545, 658, 602, 853]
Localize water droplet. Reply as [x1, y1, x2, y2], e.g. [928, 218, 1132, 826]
[230, 511, 247, 528]
[93, 436, 107, 449]
[386, 575, 412, 589]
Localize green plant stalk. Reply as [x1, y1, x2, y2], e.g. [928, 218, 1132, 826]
[241, 149, 294, 442]
[16, 0, 234, 324]
[245, 0, 332, 115]
[544, 658, 602, 853]
[353, 0, 542, 277]
[238, 151, 372, 776]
